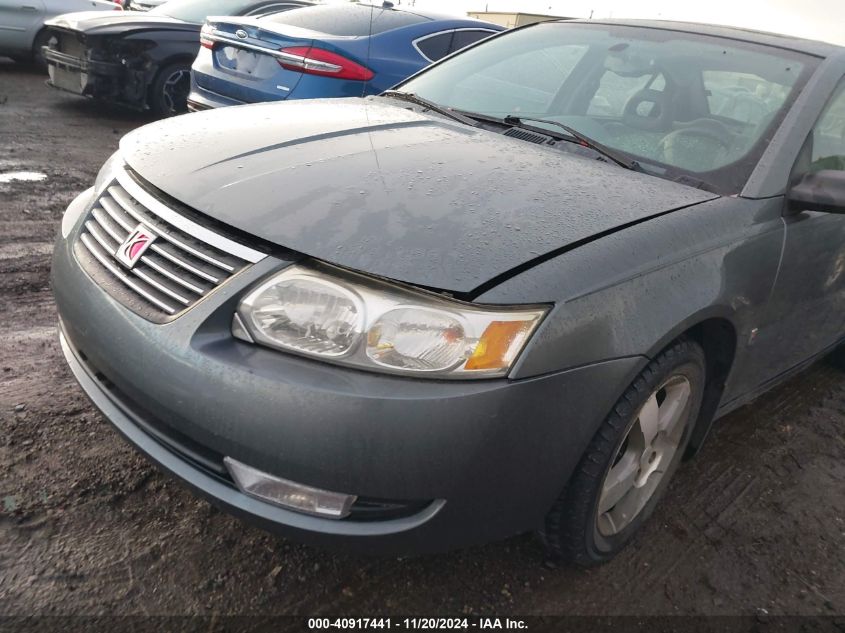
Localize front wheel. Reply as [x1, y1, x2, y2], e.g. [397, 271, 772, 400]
[541, 338, 706, 566]
[149, 62, 191, 117]
[32, 29, 55, 71]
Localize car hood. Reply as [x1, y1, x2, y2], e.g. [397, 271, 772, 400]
[120, 98, 718, 294]
[45, 11, 189, 35]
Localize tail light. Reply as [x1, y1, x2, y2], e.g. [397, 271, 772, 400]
[278, 46, 374, 81]
[112, 0, 123, 9]
[200, 23, 214, 49]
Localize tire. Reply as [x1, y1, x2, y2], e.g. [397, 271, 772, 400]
[31, 29, 54, 71]
[541, 338, 706, 566]
[148, 62, 191, 117]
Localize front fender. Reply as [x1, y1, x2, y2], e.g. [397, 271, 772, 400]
[481, 196, 783, 402]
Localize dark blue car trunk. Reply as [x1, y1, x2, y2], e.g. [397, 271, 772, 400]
[197, 19, 320, 102]
[191, 5, 500, 107]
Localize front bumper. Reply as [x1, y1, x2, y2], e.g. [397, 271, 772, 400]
[45, 48, 121, 94]
[44, 47, 146, 109]
[52, 190, 645, 554]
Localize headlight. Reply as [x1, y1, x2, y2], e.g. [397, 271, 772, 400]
[234, 263, 548, 379]
[94, 151, 122, 194]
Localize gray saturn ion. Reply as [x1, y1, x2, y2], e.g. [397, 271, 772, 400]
[53, 19, 845, 564]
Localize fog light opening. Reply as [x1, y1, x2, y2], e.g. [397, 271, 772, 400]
[224, 457, 356, 519]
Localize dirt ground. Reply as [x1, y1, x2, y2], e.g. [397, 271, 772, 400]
[1, 58, 844, 618]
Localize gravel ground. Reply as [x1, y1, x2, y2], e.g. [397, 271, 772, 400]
[1, 59, 844, 618]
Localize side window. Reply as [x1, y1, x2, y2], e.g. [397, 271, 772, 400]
[415, 32, 454, 62]
[810, 79, 845, 172]
[449, 30, 494, 55]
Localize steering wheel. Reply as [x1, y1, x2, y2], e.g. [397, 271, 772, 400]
[623, 88, 673, 132]
[659, 118, 735, 167]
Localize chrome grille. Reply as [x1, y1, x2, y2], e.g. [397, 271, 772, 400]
[76, 168, 265, 321]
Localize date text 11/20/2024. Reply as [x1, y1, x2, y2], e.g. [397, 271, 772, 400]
[307, 618, 529, 630]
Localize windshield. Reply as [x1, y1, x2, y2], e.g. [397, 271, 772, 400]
[150, 0, 259, 23]
[399, 22, 818, 193]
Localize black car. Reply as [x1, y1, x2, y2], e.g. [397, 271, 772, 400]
[42, 0, 311, 115]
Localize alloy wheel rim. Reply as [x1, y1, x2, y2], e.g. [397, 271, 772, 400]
[162, 69, 190, 114]
[597, 375, 692, 537]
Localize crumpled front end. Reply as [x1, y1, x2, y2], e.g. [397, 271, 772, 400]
[44, 29, 150, 109]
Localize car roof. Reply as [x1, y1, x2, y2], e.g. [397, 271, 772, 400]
[555, 18, 842, 58]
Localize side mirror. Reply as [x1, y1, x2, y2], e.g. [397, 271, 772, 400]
[788, 169, 845, 214]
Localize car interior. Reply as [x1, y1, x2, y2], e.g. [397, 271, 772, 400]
[422, 24, 812, 185]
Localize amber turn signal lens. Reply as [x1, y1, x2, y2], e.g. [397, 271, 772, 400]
[465, 320, 534, 371]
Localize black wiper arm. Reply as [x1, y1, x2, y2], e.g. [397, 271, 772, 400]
[381, 90, 478, 127]
[503, 115, 642, 171]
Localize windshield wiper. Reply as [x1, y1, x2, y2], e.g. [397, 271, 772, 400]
[502, 115, 643, 172]
[379, 96, 642, 171]
[381, 90, 478, 127]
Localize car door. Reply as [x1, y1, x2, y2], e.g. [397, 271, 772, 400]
[756, 77, 845, 379]
[0, 0, 44, 54]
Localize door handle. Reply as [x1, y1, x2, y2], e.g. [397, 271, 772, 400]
[20, 5, 39, 11]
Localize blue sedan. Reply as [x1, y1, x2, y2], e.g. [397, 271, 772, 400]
[187, 2, 502, 110]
